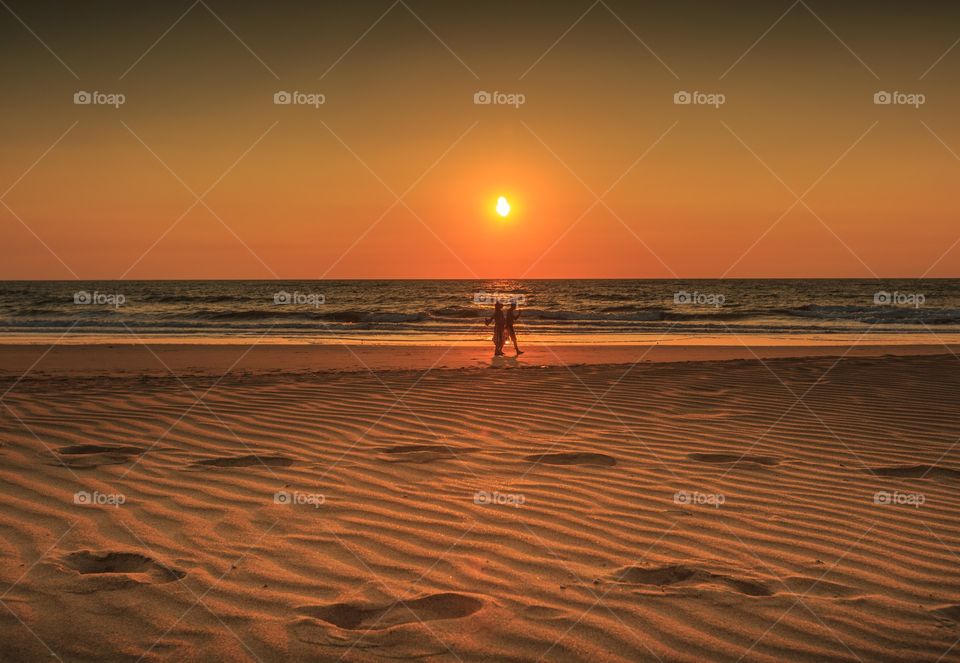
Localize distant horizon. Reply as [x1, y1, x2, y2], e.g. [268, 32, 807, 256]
[1, 276, 959, 282]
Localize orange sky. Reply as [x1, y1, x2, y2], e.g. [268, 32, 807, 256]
[1, 1, 959, 279]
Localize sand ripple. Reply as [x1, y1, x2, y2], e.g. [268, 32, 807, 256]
[1, 354, 959, 661]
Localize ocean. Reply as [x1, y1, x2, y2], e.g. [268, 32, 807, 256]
[1, 279, 958, 343]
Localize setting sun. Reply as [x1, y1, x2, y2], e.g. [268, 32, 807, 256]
[496, 196, 511, 218]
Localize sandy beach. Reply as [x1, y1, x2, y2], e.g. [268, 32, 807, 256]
[2, 346, 959, 662]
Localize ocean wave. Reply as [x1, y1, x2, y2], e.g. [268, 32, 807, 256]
[144, 294, 247, 304]
[431, 306, 485, 318]
[361, 312, 428, 323]
[5, 304, 960, 326]
[783, 305, 960, 323]
[183, 309, 431, 324]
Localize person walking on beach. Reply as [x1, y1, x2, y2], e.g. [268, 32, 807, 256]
[485, 300, 505, 356]
[505, 300, 523, 356]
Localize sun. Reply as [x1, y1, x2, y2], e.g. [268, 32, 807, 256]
[496, 196, 511, 218]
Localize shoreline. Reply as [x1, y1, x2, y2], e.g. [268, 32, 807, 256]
[1, 341, 958, 377]
[3, 331, 960, 346]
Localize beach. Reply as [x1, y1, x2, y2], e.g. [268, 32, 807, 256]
[5, 0, 960, 658]
[2, 344, 959, 662]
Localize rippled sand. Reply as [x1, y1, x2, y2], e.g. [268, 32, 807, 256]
[1, 350, 959, 661]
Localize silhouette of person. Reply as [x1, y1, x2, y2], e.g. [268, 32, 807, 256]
[485, 300, 505, 356]
[505, 300, 523, 356]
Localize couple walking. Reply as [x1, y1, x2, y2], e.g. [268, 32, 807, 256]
[485, 300, 523, 356]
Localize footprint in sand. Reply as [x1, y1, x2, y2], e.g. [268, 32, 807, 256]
[53, 444, 145, 469]
[687, 452, 780, 467]
[60, 550, 185, 590]
[190, 454, 294, 468]
[614, 564, 772, 597]
[524, 452, 617, 467]
[932, 605, 960, 625]
[378, 444, 473, 463]
[866, 465, 960, 481]
[297, 593, 483, 630]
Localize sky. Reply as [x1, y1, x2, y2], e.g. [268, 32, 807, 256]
[1, 0, 959, 279]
